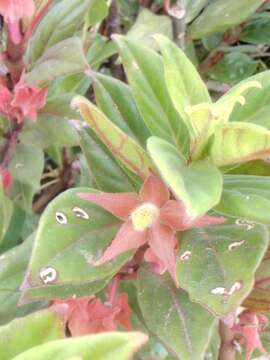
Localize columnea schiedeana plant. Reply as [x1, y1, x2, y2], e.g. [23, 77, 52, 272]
[1, 1, 270, 359]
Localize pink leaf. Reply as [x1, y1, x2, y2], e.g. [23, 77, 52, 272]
[12, 81, 48, 122]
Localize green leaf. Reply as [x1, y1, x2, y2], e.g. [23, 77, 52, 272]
[114, 36, 189, 156]
[20, 188, 133, 303]
[0, 309, 64, 360]
[87, 35, 116, 69]
[25, 37, 88, 86]
[147, 137, 222, 220]
[241, 13, 270, 44]
[0, 184, 13, 244]
[51, 35, 116, 96]
[71, 95, 154, 180]
[189, 0, 265, 39]
[87, 0, 108, 26]
[0, 206, 25, 252]
[208, 52, 257, 84]
[78, 127, 137, 192]
[8, 144, 44, 212]
[229, 71, 270, 129]
[137, 267, 216, 360]
[20, 94, 79, 148]
[12, 332, 148, 360]
[215, 175, 270, 224]
[155, 34, 211, 139]
[177, 218, 268, 315]
[185, 0, 209, 23]
[127, 9, 172, 49]
[93, 72, 150, 146]
[25, 0, 92, 65]
[0, 234, 45, 325]
[209, 122, 270, 166]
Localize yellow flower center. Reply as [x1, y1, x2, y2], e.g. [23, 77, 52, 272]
[131, 202, 159, 232]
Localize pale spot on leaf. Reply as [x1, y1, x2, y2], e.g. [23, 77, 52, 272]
[72, 206, 89, 220]
[180, 250, 192, 261]
[211, 287, 227, 295]
[235, 218, 255, 230]
[39, 267, 57, 284]
[56, 211, 68, 225]
[228, 281, 242, 295]
[228, 240, 245, 251]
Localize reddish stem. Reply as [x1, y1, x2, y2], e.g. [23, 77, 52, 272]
[218, 321, 236, 360]
[0, 120, 23, 168]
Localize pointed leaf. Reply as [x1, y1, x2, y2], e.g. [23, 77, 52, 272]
[147, 136, 222, 220]
[208, 52, 257, 85]
[71, 96, 154, 180]
[25, 37, 88, 87]
[185, 0, 209, 23]
[215, 175, 270, 224]
[12, 332, 148, 360]
[21, 188, 134, 303]
[189, 0, 265, 39]
[87, 0, 108, 26]
[229, 71, 270, 129]
[137, 267, 216, 360]
[127, 9, 172, 49]
[0, 309, 64, 360]
[78, 127, 137, 192]
[155, 35, 211, 137]
[210, 122, 270, 166]
[0, 184, 13, 244]
[25, 0, 92, 65]
[93, 72, 150, 146]
[8, 144, 44, 212]
[21, 94, 80, 148]
[177, 218, 268, 315]
[0, 234, 44, 325]
[114, 36, 189, 156]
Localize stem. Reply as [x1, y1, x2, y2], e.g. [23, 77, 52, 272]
[0, 120, 23, 168]
[218, 321, 236, 360]
[106, 0, 124, 80]
[165, 0, 186, 49]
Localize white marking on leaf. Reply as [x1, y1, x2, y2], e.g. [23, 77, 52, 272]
[211, 287, 226, 295]
[235, 218, 255, 230]
[180, 251, 192, 261]
[228, 240, 245, 251]
[56, 211, 68, 225]
[228, 281, 242, 295]
[39, 267, 57, 284]
[72, 207, 89, 220]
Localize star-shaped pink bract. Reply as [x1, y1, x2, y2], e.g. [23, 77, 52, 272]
[52, 281, 131, 337]
[0, 80, 47, 122]
[78, 174, 224, 286]
[232, 310, 267, 360]
[0, 0, 35, 43]
[0, 0, 34, 23]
